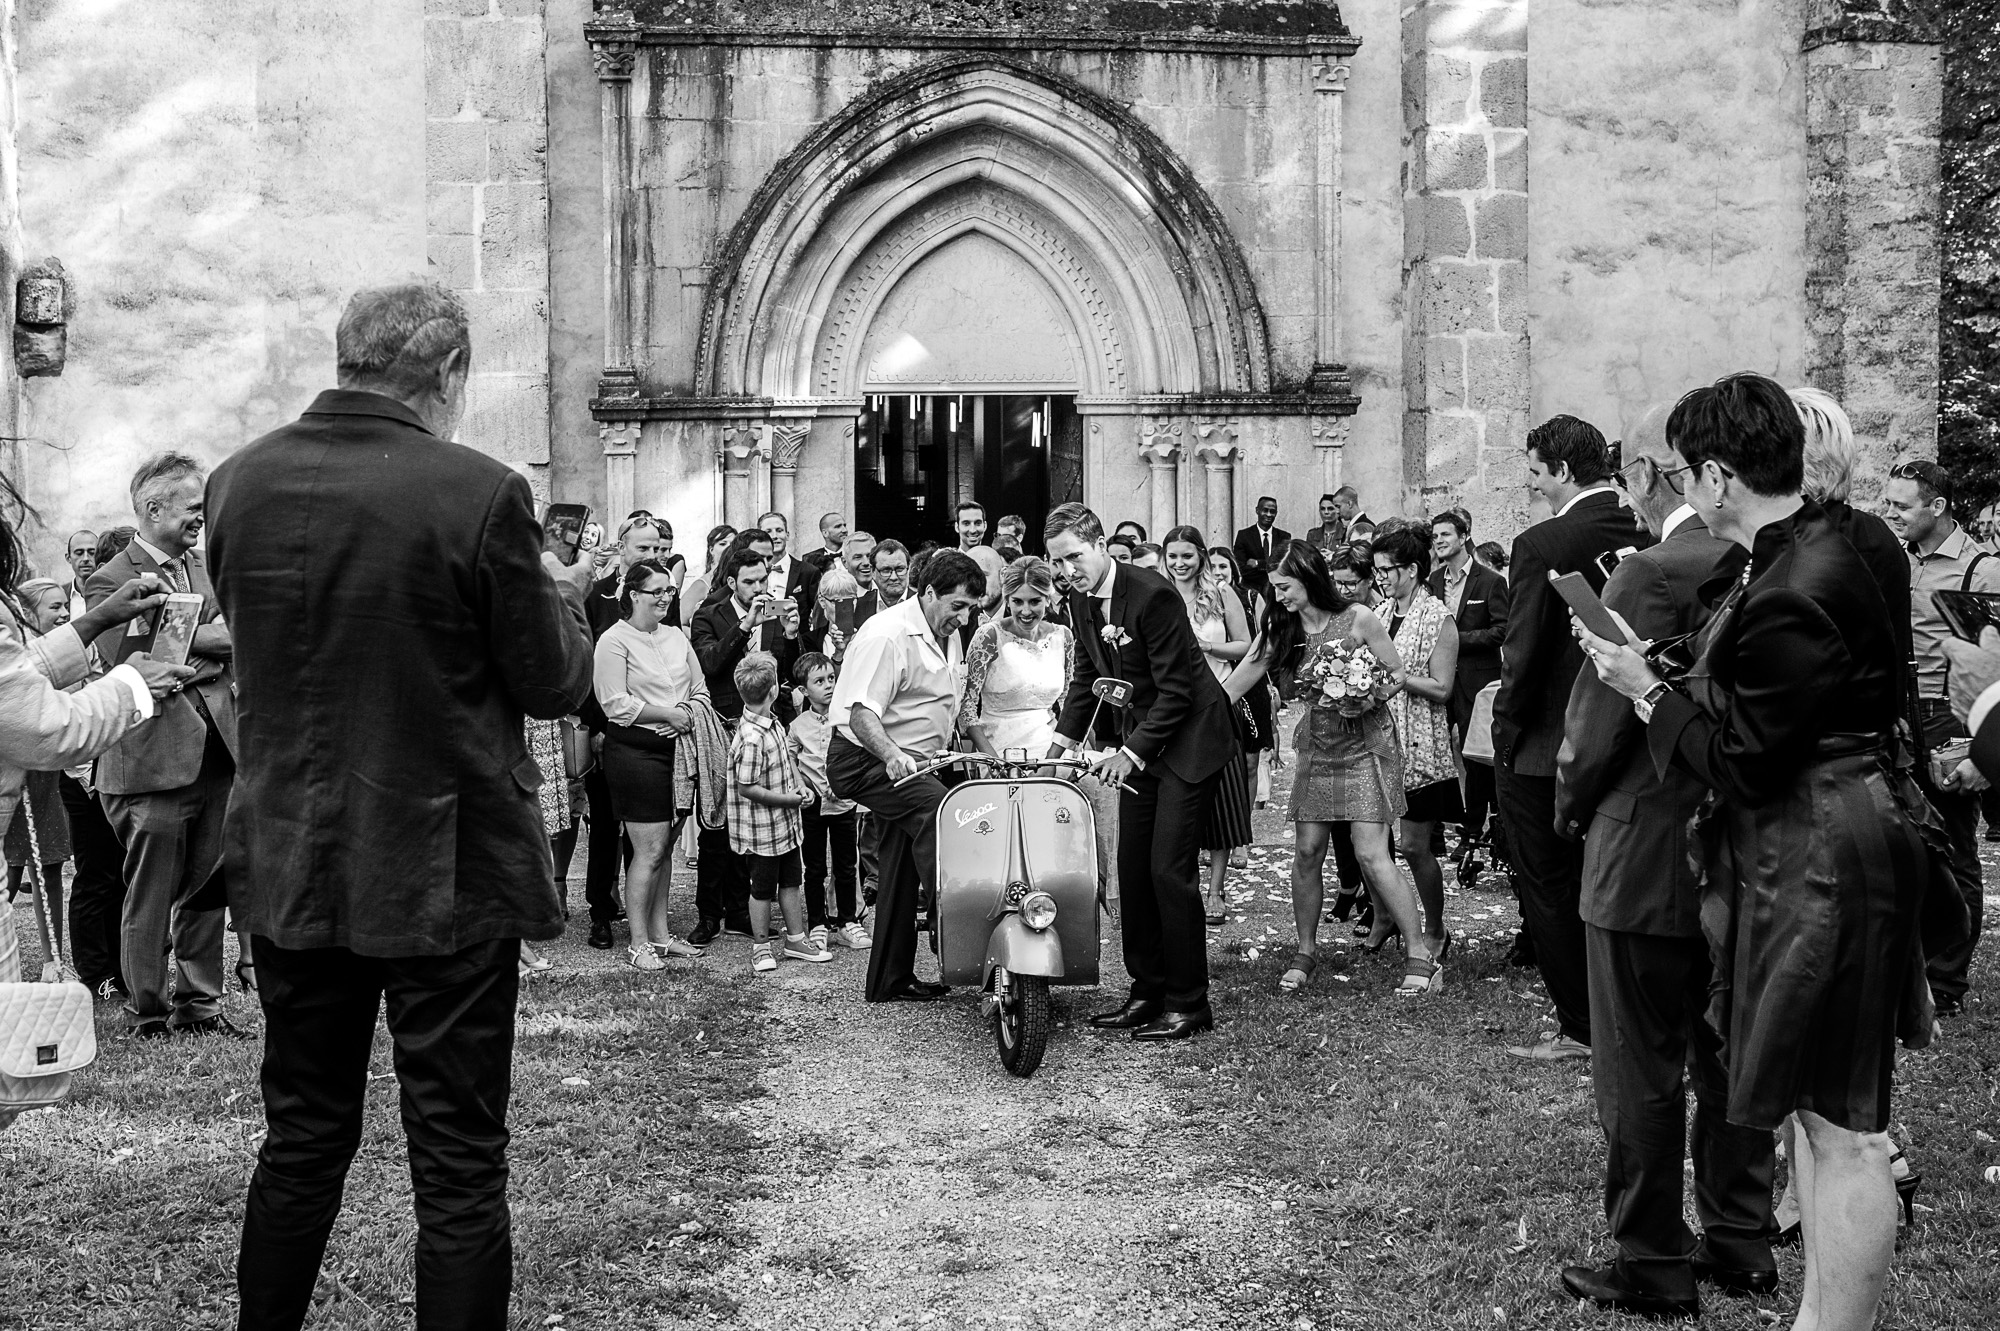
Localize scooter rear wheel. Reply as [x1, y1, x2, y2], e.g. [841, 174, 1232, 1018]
[996, 975, 1052, 1077]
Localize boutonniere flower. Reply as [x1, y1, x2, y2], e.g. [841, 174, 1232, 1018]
[1100, 623, 1132, 648]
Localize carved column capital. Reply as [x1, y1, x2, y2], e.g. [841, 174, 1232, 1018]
[586, 10, 641, 82]
[769, 422, 811, 472]
[1137, 415, 1183, 465]
[1192, 416, 1240, 467]
[598, 419, 641, 453]
[1309, 416, 1352, 450]
[719, 420, 766, 464]
[1312, 58, 1352, 95]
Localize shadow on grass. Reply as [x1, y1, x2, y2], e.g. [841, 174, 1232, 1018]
[0, 962, 770, 1329]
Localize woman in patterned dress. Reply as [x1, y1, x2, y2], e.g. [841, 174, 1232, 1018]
[1223, 541, 1442, 995]
[1370, 526, 1461, 962]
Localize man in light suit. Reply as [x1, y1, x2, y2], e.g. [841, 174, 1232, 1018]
[87, 451, 241, 1039]
[1554, 416, 1774, 1317]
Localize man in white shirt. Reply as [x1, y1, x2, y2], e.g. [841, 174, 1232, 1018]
[954, 501, 1008, 608]
[826, 549, 985, 1002]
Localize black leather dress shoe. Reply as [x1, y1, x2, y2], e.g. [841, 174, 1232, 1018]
[1691, 1250, 1778, 1297]
[180, 1014, 254, 1041]
[588, 920, 616, 950]
[1088, 998, 1164, 1030]
[1132, 1006, 1214, 1041]
[882, 978, 949, 1001]
[688, 917, 721, 946]
[1559, 1264, 1698, 1320]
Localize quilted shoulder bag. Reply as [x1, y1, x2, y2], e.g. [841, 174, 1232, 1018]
[0, 794, 96, 1130]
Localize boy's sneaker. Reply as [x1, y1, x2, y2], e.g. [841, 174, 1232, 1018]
[783, 932, 834, 963]
[753, 941, 779, 973]
[808, 924, 830, 951]
[833, 922, 873, 950]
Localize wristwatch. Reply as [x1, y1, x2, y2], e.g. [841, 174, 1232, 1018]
[1633, 681, 1672, 723]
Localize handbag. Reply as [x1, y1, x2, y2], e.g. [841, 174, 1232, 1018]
[560, 717, 593, 780]
[0, 792, 96, 1130]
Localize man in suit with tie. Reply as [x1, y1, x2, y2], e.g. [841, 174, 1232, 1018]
[1492, 415, 1649, 1061]
[1427, 509, 1510, 869]
[1232, 496, 1290, 598]
[758, 511, 821, 645]
[87, 451, 242, 1039]
[852, 539, 912, 629]
[1045, 502, 1238, 1041]
[1553, 417, 1774, 1317]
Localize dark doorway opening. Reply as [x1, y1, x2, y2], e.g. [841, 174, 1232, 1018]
[855, 394, 1080, 555]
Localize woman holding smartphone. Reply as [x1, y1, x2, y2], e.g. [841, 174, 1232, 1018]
[596, 557, 710, 971]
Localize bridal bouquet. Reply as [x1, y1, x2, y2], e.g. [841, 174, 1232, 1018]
[1300, 638, 1396, 724]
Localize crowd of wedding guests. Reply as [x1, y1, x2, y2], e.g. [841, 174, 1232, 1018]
[0, 285, 1989, 1331]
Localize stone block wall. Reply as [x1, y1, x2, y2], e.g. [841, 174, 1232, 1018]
[1400, 0, 1530, 537]
[427, 0, 552, 497]
[1804, 31, 1941, 487]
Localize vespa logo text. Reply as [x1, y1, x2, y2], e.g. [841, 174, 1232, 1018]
[954, 802, 997, 828]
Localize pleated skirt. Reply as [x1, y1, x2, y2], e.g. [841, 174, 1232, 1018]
[1201, 752, 1253, 850]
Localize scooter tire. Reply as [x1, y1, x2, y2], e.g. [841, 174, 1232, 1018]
[997, 975, 1052, 1078]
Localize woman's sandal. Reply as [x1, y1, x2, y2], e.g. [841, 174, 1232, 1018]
[1279, 951, 1318, 992]
[626, 945, 665, 972]
[1396, 952, 1444, 996]
[652, 936, 705, 959]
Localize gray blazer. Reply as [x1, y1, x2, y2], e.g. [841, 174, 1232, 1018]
[1554, 514, 1729, 937]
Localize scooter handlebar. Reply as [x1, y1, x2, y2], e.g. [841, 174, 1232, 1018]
[889, 752, 1133, 793]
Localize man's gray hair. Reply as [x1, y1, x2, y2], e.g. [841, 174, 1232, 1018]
[1792, 385, 1857, 504]
[129, 450, 205, 514]
[336, 282, 472, 397]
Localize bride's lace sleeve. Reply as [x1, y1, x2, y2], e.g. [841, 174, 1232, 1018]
[958, 622, 1001, 730]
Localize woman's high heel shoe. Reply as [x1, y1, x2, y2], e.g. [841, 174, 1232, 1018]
[234, 960, 257, 993]
[1891, 1148, 1922, 1227]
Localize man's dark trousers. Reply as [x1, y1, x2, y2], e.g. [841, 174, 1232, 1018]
[828, 735, 942, 1000]
[1919, 702, 1985, 1003]
[1586, 925, 1774, 1297]
[1495, 760, 1590, 1044]
[59, 772, 126, 990]
[1119, 762, 1216, 1010]
[237, 937, 518, 1331]
[580, 767, 624, 924]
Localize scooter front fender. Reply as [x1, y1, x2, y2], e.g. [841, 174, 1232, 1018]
[985, 914, 1065, 981]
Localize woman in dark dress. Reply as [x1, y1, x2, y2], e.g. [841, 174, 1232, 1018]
[1579, 373, 1938, 1331]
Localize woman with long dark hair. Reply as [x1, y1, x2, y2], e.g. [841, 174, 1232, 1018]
[1221, 540, 1441, 995]
[1577, 373, 1940, 1331]
[678, 524, 737, 625]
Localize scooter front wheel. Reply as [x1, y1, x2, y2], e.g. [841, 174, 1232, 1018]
[996, 975, 1052, 1077]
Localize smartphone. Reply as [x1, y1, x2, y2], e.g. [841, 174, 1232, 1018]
[1594, 546, 1639, 581]
[1934, 590, 2000, 643]
[150, 593, 205, 667]
[833, 595, 856, 635]
[543, 503, 592, 564]
[1549, 570, 1634, 647]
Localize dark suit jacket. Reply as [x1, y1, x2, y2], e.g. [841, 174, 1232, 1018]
[1976, 708, 2000, 785]
[1492, 489, 1650, 776]
[1554, 514, 1729, 936]
[852, 586, 910, 629]
[1426, 557, 1509, 726]
[688, 596, 800, 722]
[1232, 524, 1292, 592]
[206, 389, 593, 956]
[1053, 563, 1236, 783]
[86, 543, 240, 795]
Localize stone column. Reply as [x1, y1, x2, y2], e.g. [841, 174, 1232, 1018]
[1138, 417, 1182, 540]
[1310, 416, 1351, 496]
[769, 421, 811, 527]
[1401, 0, 1530, 532]
[720, 421, 763, 528]
[1307, 55, 1355, 395]
[1193, 420, 1239, 543]
[600, 420, 640, 520]
[586, 8, 641, 403]
[1803, 1, 1942, 478]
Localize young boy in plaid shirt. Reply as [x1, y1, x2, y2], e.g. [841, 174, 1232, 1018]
[727, 652, 833, 972]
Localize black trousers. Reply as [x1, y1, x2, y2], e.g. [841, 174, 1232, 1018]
[238, 937, 519, 1331]
[59, 773, 126, 989]
[1495, 761, 1591, 1045]
[828, 735, 943, 1000]
[801, 805, 858, 927]
[581, 767, 622, 925]
[1119, 762, 1217, 1011]
[695, 825, 750, 926]
[1919, 773, 1984, 1003]
[1586, 925, 1775, 1297]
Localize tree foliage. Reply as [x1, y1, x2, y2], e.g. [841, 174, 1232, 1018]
[1943, 2, 2000, 514]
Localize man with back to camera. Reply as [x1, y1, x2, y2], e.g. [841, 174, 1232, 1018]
[577, 514, 668, 949]
[1232, 496, 1291, 597]
[995, 514, 1028, 561]
[207, 280, 595, 1331]
[1491, 414, 1650, 1062]
[1044, 502, 1237, 1041]
[1882, 458, 1999, 1018]
[826, 549, 986, 1001]
[1552, 407, 1773, 1317]
[87, 450, 243, 1039]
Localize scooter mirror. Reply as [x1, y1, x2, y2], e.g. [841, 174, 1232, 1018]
[1092, 677, 1134, 708]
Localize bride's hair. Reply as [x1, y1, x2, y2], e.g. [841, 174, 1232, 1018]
[998, 556, 1056, 607]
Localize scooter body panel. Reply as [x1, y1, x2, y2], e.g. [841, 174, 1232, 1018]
[985, 913, 1065, 980]
[933, 777, 1099, 988]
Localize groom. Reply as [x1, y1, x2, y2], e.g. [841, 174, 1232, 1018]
[1043, 502, 1237, 1040]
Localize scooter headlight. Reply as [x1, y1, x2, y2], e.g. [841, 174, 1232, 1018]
[1020, 892, 1058, 932]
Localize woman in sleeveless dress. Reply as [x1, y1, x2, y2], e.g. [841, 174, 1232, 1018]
[1207, 546, 1278, 809]
[1222, 540, 1442, 996]
[1371, 526, 1461, 960]
[1162, 526, 1253, 924]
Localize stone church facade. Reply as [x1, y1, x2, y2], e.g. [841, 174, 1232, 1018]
[0, 0, 1944, 559]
